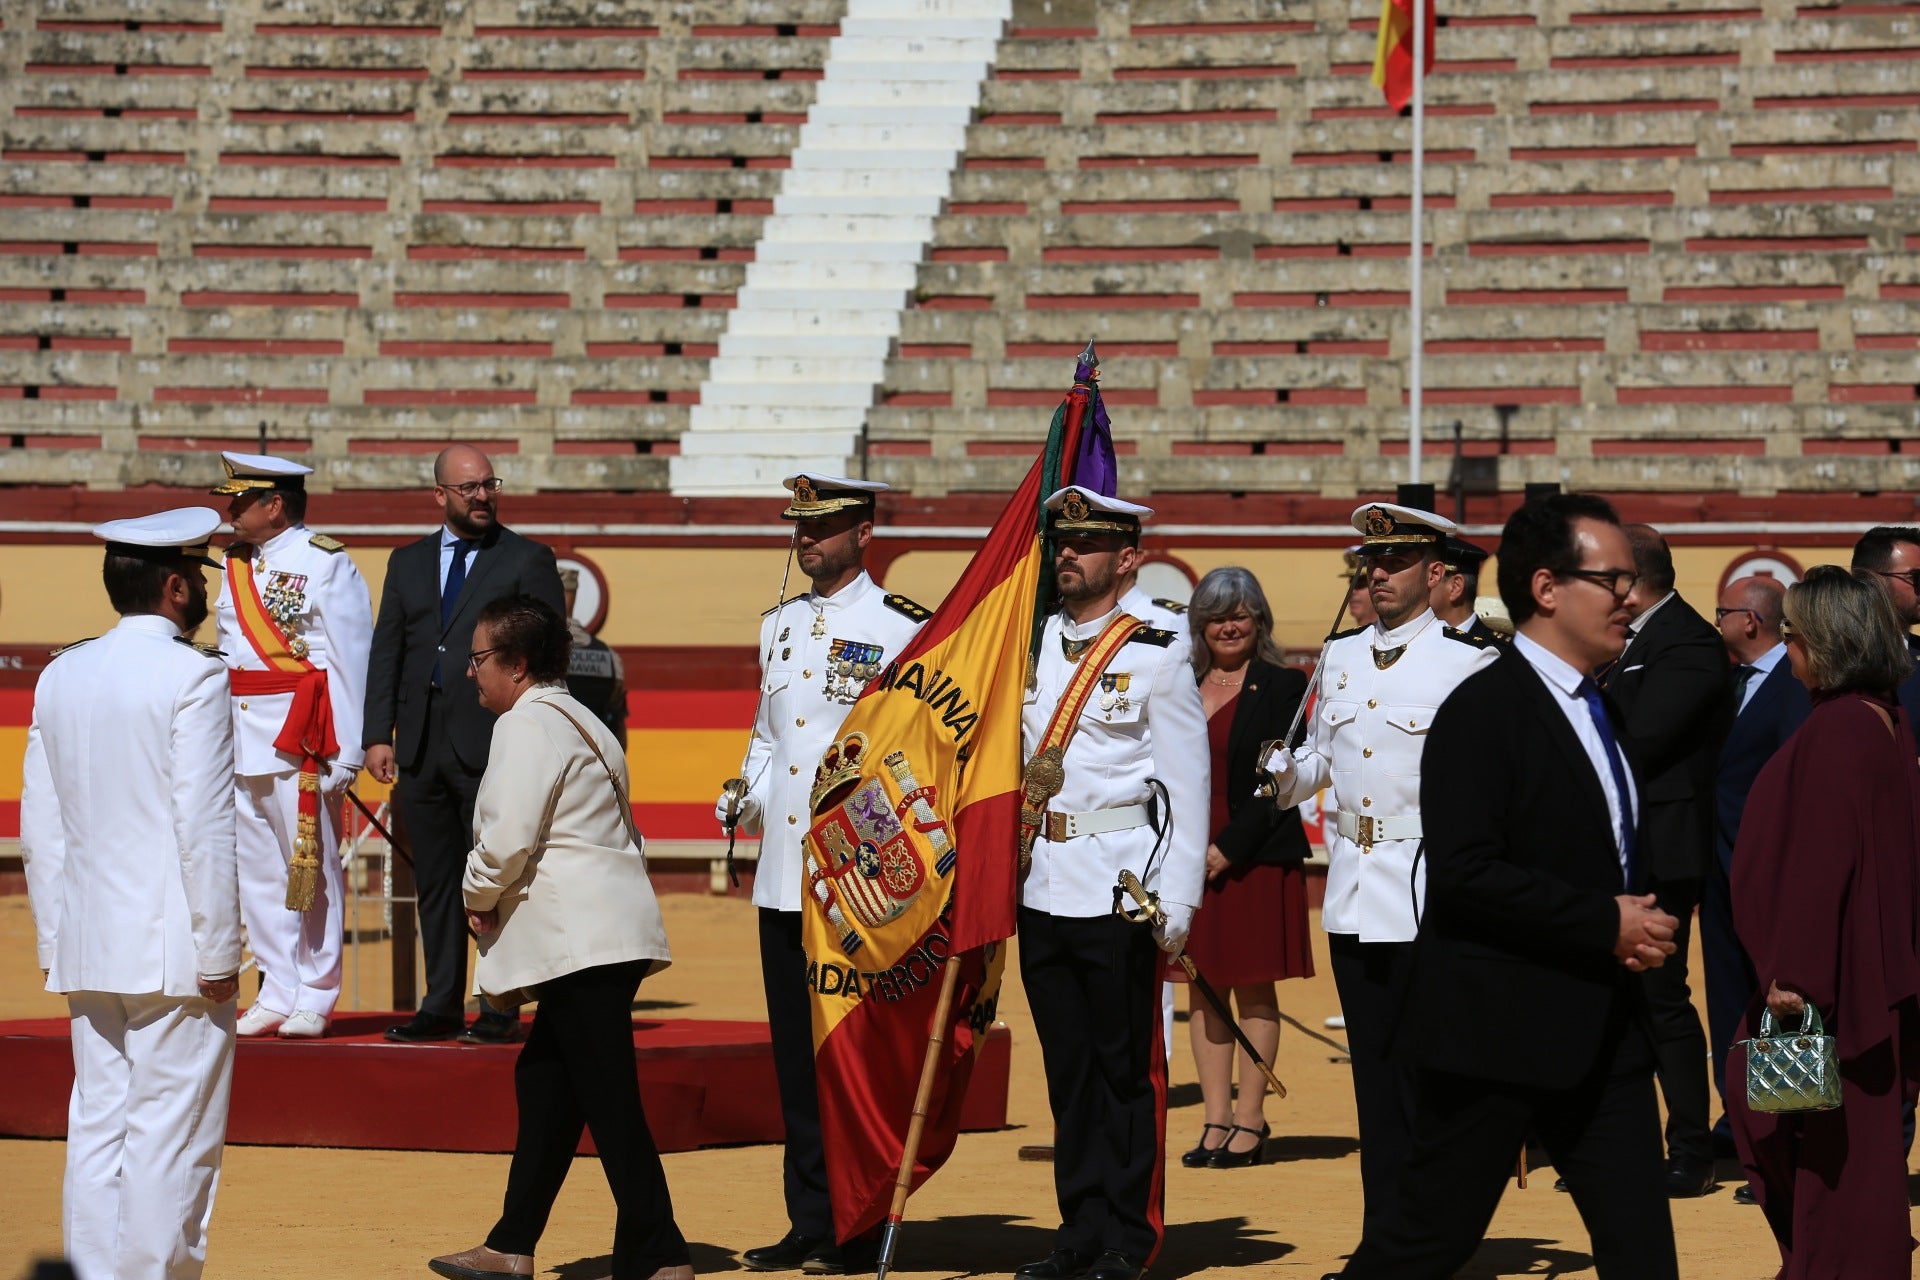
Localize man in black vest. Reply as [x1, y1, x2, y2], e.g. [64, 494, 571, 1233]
[363, 445, 566, 1043]
[560, 567, 628, 746]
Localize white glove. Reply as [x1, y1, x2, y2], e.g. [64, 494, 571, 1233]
[1263, 745, 1295, 777]
[715, 788, 764, 836]
[321, 761, 359, 797]
[1155, 899, 1196, 956]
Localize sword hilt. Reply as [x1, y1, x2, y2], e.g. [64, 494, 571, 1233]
[1116, 868, 1163, 927]
[720, 777, 747, 832]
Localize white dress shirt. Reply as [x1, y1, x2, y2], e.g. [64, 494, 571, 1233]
[1513, 631, 1640, 880]
[438, 523, 484, 590]
[1736, 641, 1787, 716]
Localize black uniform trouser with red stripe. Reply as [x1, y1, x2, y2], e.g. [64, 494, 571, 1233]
[1019, 907, 1167, 1265]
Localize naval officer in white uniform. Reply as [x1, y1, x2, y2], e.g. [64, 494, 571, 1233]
[716, 474, 929, 1273]
[1016, 488, 1209, 1280]
[21, 507, 243, 1280]
[210, 452, 373, 1039]
[1266, 501, 1500, 1243]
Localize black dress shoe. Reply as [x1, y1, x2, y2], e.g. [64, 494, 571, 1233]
[1733, 1183, 1759, 1205]
[1086, 1251, 1144, 1280]
[1664, 1155, 1717, 1198]
[384, 1012, 463, 1043]
[1180, 1123, 1230, 1168]
[458, 1012, 526, 1045]
[1013, 1249, 1093, 1279]
[1208, 1122, 1270, 1169]
[743, 1233, 825, 1272]
[803, 1237, 878, 1276]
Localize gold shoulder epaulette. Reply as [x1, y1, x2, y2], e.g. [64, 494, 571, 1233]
[1152, 597, 1189, 615]
[884, 593, 931, 621]
[1443, 625, 1491, 649]
[174, 636, 227, 659]
[48, 637, 95, 658]
[1128, 627, 1176, 648]
[309, 533, 347, 553]
[1329, 624, 1368, 641]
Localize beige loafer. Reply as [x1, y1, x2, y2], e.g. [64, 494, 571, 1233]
[428, 1244, 534, 1279]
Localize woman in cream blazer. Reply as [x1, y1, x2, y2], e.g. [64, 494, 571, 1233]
[430, 595, 692, 1280]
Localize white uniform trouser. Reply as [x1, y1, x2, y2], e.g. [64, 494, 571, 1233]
[235, 771, 344, 1017]
[65, 992, 236, 1280]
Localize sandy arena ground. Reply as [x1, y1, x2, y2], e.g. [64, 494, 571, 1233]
[0, 891, 1886, 1279]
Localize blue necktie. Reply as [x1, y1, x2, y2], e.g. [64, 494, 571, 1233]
[433, 539, 475, 685]
[1577, 677, 1637, 887]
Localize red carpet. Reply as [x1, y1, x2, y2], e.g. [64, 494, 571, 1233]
[0, 1013, 1011, 1155]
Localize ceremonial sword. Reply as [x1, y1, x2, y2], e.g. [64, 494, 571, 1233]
[1256, 586, 1353, 799]
[1117, 869, 1287, 1099]
[718, 527, 800, 887]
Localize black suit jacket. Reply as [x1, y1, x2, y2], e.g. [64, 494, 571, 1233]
[363, 524, 566, 771]
[1211, 659, 1312, 867]
[1605, 594, 1734, 885]
[1901, 635, 1920, 754]
[1412, 651, 1644, 1090]
[1713, 656, 1811, 876]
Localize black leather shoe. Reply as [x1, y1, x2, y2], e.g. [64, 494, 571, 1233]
[1180, 1123, 1230, 1168]
[1733, 1183, 1758, 1205]
[384, 1012, 463, 1043]
[1208, 1122, 1270, 1169]
[458, 1012, 526, 1045]
[1664, 1155, 1717, 1198]
[1013, 1250, 1093, 1279]
[742, 1233, 824, 1272]
[803, 1237, 877, 1275]
[1552, 1176, 1569, 1193]
[1086, 1251, 1144, 1280]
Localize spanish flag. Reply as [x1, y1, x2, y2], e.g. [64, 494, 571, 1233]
[1371, 0, 1435, 112]
[801, 355, 1105, 1243]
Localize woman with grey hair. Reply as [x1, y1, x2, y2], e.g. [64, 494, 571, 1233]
[1729, 565, 1920, 1277]
[1174, 567, 1314, 1169]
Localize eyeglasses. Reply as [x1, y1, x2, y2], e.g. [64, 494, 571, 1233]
[1779, 619, 1799, 643]
[467, 646, 501, 671]
[1562, 568, 1639, 598]
[1868, 568, 1920, 592]
[443, 477, 505, 500]
[1714, 607, 1760, 622]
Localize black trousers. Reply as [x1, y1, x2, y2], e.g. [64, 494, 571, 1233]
[1328, 933, 1417, 1241]
[1699, 855, 1756, 1144]
[1018, 907, 1166, 1264]
[759, 908, 833, 1240]
[1642, 876, 1711, 1164]
[393, 690, 487, 1021]
[1342, 1019, 1678, 1280]
[486, 960, 689, 1278]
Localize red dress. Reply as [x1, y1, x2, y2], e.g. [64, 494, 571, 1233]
[1169, 691, 1315, 988]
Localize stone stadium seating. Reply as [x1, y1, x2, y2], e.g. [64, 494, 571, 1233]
[0, 0, 1917, 502]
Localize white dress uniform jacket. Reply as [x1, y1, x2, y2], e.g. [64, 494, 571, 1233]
[215, 522, 373, 777]
[465, 684, 672, 1006]
[1277, 609, 1498, 942]
[1021, 605, 1211, 917]
[23, 614, 242, 993]
[738, 571, 926, 912]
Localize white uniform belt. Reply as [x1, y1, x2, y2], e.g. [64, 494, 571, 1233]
[1334, 810, 1422, 847]
[1044, 804, 1151, 843]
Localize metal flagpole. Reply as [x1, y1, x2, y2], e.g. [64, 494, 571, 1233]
[1408, 0, 1426, 486]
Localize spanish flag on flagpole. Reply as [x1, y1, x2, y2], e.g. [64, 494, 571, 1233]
[1371, 0, 1434, 111]
[801, 349, 1107, 1246]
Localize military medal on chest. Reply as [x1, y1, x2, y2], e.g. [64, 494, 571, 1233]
[1098, 671, 1132, 719]
[262, 567, 311, 659]
[811, 609, 828, 640]
[824, 637, 885, 704]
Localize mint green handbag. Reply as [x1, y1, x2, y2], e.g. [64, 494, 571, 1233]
[1741, 1006, 1843, 1114]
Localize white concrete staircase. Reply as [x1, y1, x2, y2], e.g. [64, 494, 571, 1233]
[668, 0, 1011, 496]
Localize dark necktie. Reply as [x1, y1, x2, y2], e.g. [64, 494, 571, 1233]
[433, 538, 476, 685]
[1577, 677, 1637, 887]
[1732, 664, 1758, 709]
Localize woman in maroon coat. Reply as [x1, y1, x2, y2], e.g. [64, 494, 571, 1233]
[1730, 565, 1920, 1279]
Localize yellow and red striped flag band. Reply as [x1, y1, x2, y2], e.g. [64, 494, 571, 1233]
[801, 383, 1097, 1242]
[1371, 0, 1434, 112]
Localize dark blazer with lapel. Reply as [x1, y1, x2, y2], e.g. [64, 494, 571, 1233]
[363, 524, 566, 771]
[1605, 594, 1734, 886]
[1713, 657, 1811, 876]
[1901, 635, 1920, 754]
[1411, 652, 1642, 1090]
[1211, 658, 1312, 867]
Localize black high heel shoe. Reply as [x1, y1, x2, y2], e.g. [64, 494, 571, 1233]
[1180, 1123, 1231, 1168]
[1208, 1122, 1270, 1168]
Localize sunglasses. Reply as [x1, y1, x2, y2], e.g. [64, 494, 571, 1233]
[1869, 568, 1920, 592]
[1779, 619, 1799, 642]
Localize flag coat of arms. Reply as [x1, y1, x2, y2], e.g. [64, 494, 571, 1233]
[800, 355, 1106, 1243]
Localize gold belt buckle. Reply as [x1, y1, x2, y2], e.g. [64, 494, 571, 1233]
[1356, 815, 1377, 849]
[1044, 812, 1069, 843]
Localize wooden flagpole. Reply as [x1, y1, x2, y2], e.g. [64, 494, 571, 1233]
[873, 954, 965, 1280]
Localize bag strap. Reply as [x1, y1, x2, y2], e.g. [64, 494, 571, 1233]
[539, 697, 645, 854]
